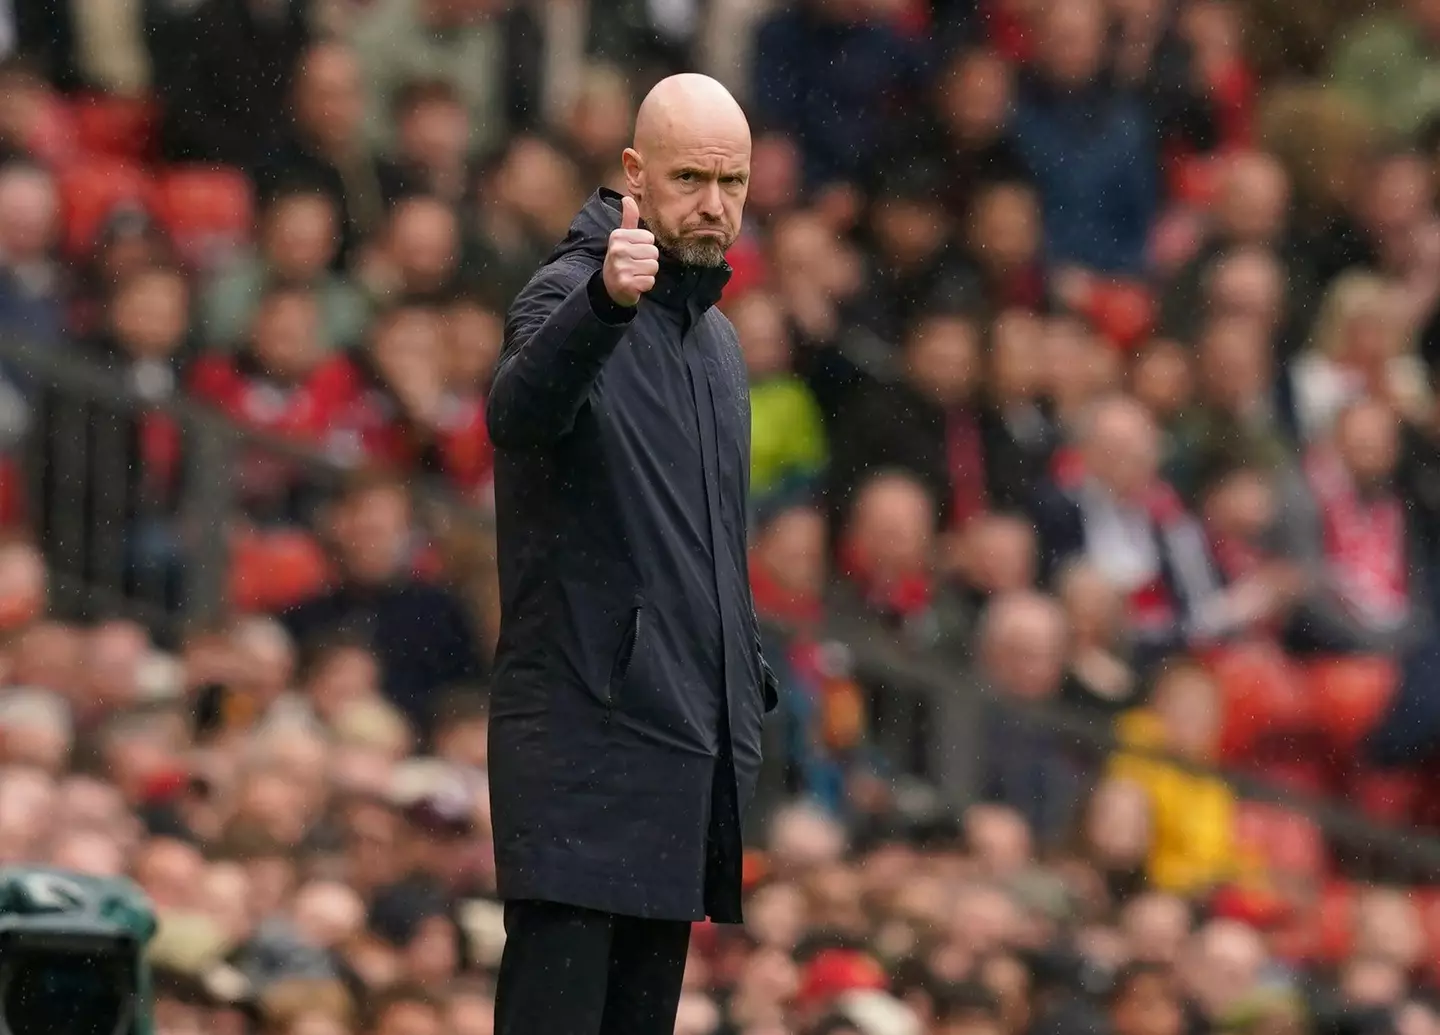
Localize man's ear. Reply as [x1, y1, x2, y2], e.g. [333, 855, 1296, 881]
[621, 148, 644, 202]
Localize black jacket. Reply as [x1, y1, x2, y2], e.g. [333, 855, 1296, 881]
[486, 189, 779, 924]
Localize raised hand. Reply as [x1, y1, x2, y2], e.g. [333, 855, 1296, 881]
[603, 196, 659, 307]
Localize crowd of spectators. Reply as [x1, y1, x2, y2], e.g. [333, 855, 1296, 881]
[4, 0, 1440, 1033]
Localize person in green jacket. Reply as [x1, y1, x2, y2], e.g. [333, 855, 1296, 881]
[729, 290, 828, 503]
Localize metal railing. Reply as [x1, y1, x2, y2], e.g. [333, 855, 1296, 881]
[8, 333, 1440, 885]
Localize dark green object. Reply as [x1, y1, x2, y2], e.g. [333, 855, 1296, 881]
[0, 868, 157, 1035]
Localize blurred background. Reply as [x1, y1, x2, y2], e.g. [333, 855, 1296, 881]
[6, 0, 1440, 1033]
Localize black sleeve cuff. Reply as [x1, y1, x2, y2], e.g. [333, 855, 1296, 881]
[586, 269, 638, 327]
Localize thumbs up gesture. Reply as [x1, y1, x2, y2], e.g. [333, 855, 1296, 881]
[603, 196, 659, 307]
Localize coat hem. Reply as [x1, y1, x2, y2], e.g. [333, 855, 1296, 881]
[497, 862, 707, 923]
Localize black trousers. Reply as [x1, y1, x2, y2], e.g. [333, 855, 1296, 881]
[493, 900, 692, 1035]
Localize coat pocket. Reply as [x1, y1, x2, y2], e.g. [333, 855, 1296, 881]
[605, 603, 643, 710]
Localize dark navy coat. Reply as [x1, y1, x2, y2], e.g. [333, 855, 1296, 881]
[486, 189, 779, 924]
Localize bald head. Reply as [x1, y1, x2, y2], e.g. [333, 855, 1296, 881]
[633, 74, 749, 155]
[622, 74, 751, 267]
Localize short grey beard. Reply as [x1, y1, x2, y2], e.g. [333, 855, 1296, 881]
[656, 229, 729, 268]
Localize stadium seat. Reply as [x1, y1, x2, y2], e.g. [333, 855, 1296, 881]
[1233, 803, 1327, 883]
[1314, 881, 1359, 964]
[71, 94, 158, 164]
[57, 159, 153, 257]
[1079, 280, 1155, 351]
[228, 528, 333, 613]
[1167, 154, 1222, 207]
[1207, 644, 1312, 760]
[1412, 889, 1440, 980]
[1352, 769, 1421, 826]
[153, 166, 255, 271]
[1307, 656, 1397, 753]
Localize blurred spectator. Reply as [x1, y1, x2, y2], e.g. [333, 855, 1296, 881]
[848, 160, 971, 345]
[281, 472, 483, 736]
[980, 308, 1059, 510]
[36, 265, 188, 603]
[829, 310, 985, 535]
[731, 289, 828, 504]
[1160, 151, 1293, 337]
[752, 0, 927, 190]
[958, 179, 1047, 316]
[69, 204, 174, 340]
[1167, 315, 1292, 502]
[201, 186, 370, 352]
[1056, 560, 1140, 721]
[1032, 395, 1224, 657]
[1291, 272, 1432, 443]
[1328, 0, 1440, 137]
[151, 0, 309, 166]
[391, 79, 475, 207]
[1285, 398, 1424, 655]
[464, 133, 585, 306]
[0, 159, 61, 342]
[349, 0, 539, 155]
[952, 591, 1079, 847]
[559, 63, 634, 191]
[335, 304, 492, 500]
[356, 196, 460, 307]
[257, 42, 412, 269]
[900, 47, 1030, 219]
[1012, 0, 1156, 274]
[1111, 660, 1237, 895]
[1107, 962, 1186, 1035]
[836, 471, 968, 653]
[191, 286, 358, 519]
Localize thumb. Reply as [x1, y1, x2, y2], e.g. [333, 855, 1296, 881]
[620, 195, 640, 231]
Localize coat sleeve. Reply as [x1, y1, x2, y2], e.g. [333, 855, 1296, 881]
[487, 261, 636, 448]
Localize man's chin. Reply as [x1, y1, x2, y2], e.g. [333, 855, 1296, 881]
[663, 235, 731, 268]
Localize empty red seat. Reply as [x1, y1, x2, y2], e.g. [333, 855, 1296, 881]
[153, 166, 254, 271]
[1234, 803, 1327, 882]
[1307, 656, 1397, 753]
[1411, 889, 1440, 980]
[1352, 769, 1421, 826]
[1207, 644, 1312, 760]
[1314, 881, 1359, 964]
[57, 159, 153, 256]
[229, 529, 333, 613]
[71, 94, 158, 164]
[1079, 280, 1155, 351]
[1167, 154, 1222, 207]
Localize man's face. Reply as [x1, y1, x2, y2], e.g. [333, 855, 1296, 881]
[374, 1002, 443, 1035]
[154, 998, 206, 1035]
[265, 196, 337, 280]
[1085, 406, 1160, 502]
[1038, 0, 1106, 86]
[296, 47, 363, 149]
[1113, 974, 1185, 1035]
[626, 133, 750, 268]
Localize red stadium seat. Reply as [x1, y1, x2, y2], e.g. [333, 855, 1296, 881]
[1412, 889, 1440, 980]
[1207, 644, 1312, 760]
[1167, 154, 1223, 207]
[153, 166, 255, 271]
[1233, 803, 1327, 883]
[57, 159, 153, 257]
[1352, 769, 1421, 826]
[228, 529, 333, 613]
[1080, 280, 1155, 351]
[1314, 881, 1359, 964]
[71, 94, 158, 163]
[1307, 656, 1397, 753]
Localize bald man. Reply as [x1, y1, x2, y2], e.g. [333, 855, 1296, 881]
[487, 74, 778, 1034]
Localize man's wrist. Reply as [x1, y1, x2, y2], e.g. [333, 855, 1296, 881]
[587, 270, 637, 327]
